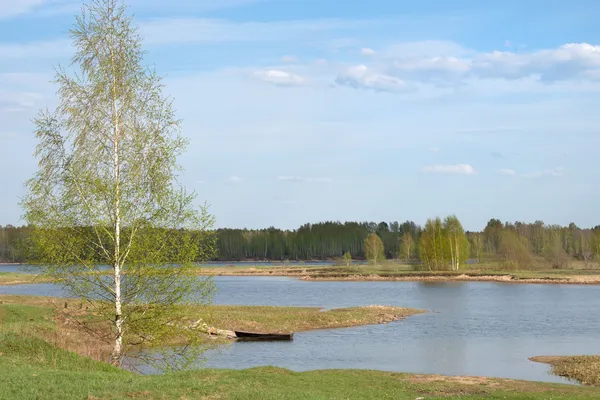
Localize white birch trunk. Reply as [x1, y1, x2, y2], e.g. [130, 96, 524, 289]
[111, 71, 123, 365]
[455, 234, 460, 271]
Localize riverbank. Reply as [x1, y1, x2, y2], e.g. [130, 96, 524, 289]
[195, 265, 600, 285]
[2, 334, 599, 399]
[3, 296, 600, 398]
[5, 264, 600, 285]
[0, 272, 52, 285]
[531, 356, 600, 386]
[0, 294, 424, 360]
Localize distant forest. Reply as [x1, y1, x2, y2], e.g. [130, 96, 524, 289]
[2, 219, 600, 269]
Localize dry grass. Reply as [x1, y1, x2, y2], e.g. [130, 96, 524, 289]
[202, 304, 424, 334]
[531, 356, 600, 386]
[301, 273, 600, 284]
[191, 264, 600, 285]
[0, 295, 424, 361]
[6, 262, 600, 286]
[0, 272, 53, 285]
[0, 297, 113, 361]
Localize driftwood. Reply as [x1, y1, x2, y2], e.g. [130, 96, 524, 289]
[189, 319, 236, 339]
[185, 320, 296, 341]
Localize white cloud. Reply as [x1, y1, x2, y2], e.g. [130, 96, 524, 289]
[384, 42, 600, 83]
[329, 41, 600, 93]
[472, 43, 600, 81]
[361, 47, 376, 56]
[498, 168, 517, 175]
[335, 65, 409, 93]
[228, 176, 243, 184]
[0, 0, 46, 19]
[0, 39, 72, 59]
[252, 69, 307, 86]
[281, 55, 297, 63]
[393, 56, 471, 76]
[2, 0, 264, 19]
[0, 90, 45, 113]
[423, 164, 476, 175]
[382, 40, 470, 58]
[138, 18, 367, 45]
[522, 167, 565, 178]
[498, 167, 565, 178]
[130, 0, 262, 13]
[277, 176, 333, 183]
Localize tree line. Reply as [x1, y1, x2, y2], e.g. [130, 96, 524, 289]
[2, 218, 600, 270]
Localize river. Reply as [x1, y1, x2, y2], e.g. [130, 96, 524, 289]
[2, 275, 597, 384]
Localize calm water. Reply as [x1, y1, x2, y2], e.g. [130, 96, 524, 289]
[2, 276, 597, 384]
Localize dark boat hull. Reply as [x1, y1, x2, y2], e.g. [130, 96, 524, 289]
[234, 331, 294, 341]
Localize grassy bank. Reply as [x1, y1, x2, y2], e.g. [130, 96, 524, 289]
[5, 262, 600, 285]
[2, 300, 600, 399]
[531, 356, 600, 386]
[195, 264, 600, 285]
[0, 272, 52, 285]
[0, 295, 424, 361]
[0, 294, 423, 334]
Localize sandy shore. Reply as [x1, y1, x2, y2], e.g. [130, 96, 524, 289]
[299, 274, 600, 285]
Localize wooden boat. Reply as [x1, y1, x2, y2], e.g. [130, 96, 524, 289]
[234, 331, 294, 341]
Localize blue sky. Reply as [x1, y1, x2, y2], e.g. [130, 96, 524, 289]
[1, 0, 600, 231]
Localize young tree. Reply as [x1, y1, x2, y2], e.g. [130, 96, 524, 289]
[468, 232, 484, 264]
[364, 233, 384, 264]
[498, 230, 533, 270]
[343, 251, 352, 267]
[22, 0, 217, 370]
[443, 215, 470, 271]
[543, 228, 569, 269]
[418, 217, 445, 271]
[398, 232, 414, 264]
[593, 230, 600, 262]
[579, 230, 594, 266]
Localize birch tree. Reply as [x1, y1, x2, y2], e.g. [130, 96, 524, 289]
[498, 230, 533, 270]
[398, 232, 414, 263]
[443, 215, 470, 271]
[22, 0, 217, 370]
[418, 217, 445, 271]
[343, 251, 352, 267]
[468, 232, 484, 264]
[364, 233, 384, 264]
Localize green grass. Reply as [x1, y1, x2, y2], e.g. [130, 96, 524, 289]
[2, 301, 600, 399]
[2, 333, 600, 400]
